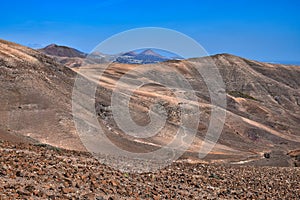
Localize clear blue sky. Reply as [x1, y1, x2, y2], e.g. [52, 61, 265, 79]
[0, 0, 299, 62]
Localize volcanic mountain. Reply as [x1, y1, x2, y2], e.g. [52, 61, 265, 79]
[39, 44, 86, 58]
[1, 39, 300, 167]
[38, 44, 86, 68]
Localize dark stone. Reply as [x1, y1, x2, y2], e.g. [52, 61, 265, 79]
[264, 153, 270, 159]
[16, 171, 22, 177]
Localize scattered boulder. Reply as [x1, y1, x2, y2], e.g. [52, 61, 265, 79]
[264, 153, 271, 159]
[0, 140, 299, 199]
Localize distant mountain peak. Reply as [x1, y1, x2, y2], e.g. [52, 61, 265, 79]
[122, 51, 137, 56]
[47, 44, 57, 47]
[44, 44, 67, 49]
[39, 44, 86, 58]
[114, 49, 168, 64]
[139, 49, 164, 58]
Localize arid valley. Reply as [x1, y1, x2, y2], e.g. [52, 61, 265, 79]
[0, 39, 299, 199]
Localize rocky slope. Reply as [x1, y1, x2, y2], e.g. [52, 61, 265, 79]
[0, 140, 299, 199]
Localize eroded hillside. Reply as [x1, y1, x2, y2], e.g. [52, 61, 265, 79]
[1, 39, 300, 166]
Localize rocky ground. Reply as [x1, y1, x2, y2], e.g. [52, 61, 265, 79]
[0, 140, 299, 199]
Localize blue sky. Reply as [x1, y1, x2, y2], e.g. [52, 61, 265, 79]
[0, 0, 299, 62]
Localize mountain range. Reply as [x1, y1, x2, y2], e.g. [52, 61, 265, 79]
[38, 44, 182, 67]
[0, 39, 300, 167]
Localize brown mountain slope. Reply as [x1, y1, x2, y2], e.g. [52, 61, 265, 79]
[74, 54, 300, 166]
[0, 39, 84, 150]
[1, 39, 300, 166]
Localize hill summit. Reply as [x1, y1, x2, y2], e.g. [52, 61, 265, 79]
[39, 44, 86, 58]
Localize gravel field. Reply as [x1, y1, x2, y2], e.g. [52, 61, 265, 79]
[0, 141, 299, 199]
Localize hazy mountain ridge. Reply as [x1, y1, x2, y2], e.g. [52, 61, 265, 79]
[39, 44, 183, 66]
[115, 49, 168, 64]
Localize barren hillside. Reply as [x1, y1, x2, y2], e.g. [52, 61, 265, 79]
[1, 39, 300, 166]
[0, 39, 84, 150]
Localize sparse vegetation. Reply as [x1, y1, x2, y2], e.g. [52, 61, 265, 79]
[33, 143, 61, 152]
[228, 90, 258, 101]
